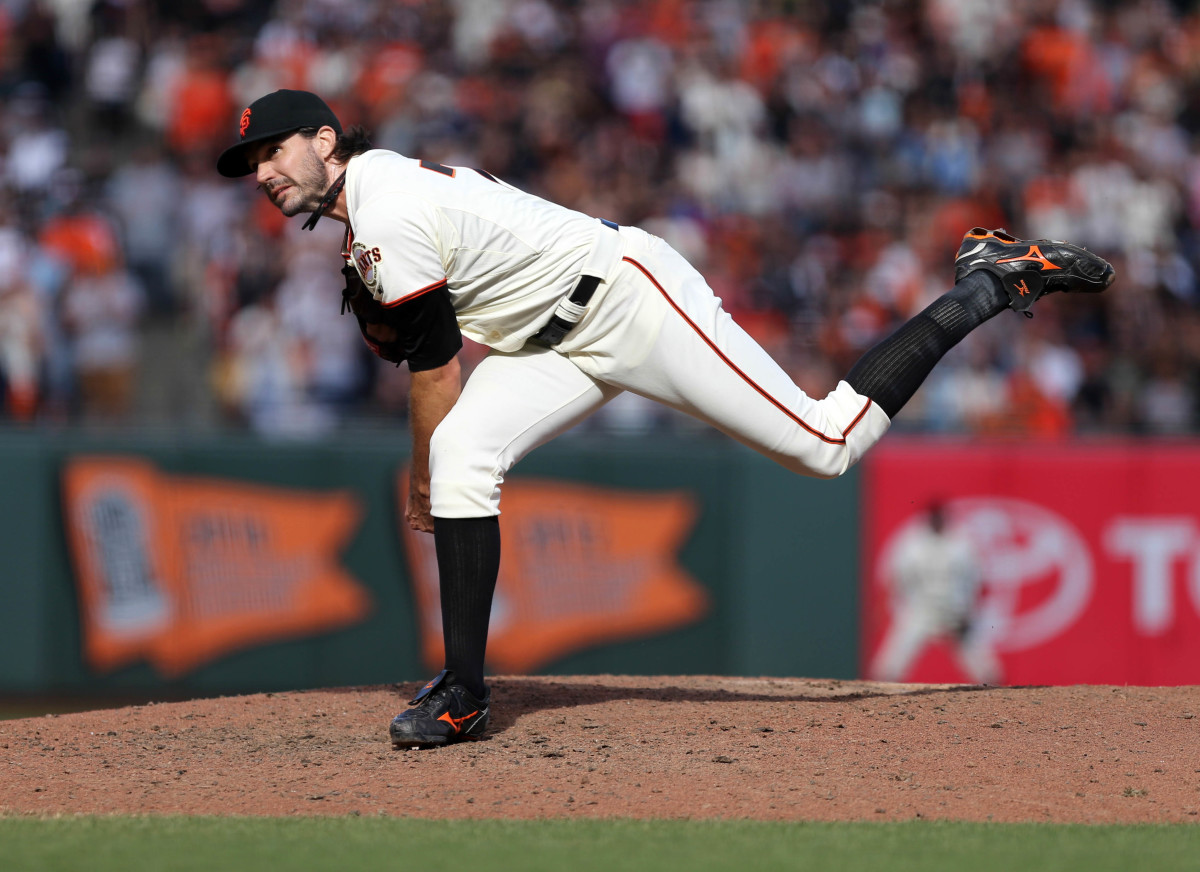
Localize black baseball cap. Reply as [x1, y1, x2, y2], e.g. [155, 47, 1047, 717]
[216, 89, 342, 178]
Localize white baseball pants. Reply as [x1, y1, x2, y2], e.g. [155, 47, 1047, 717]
[429, 226, 891, 518]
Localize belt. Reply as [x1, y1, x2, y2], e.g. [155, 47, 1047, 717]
[529, 218, 620, 347]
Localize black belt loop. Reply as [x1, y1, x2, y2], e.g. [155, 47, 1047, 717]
[530, 219, 619, 347]
[566, 274, 601, 308]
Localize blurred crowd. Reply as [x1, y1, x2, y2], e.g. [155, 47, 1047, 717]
[1, 0, 1198, 439]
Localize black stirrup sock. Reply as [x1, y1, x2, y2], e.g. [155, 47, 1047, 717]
[845, 271, 1006, 419]
[433, 515, 500, 700]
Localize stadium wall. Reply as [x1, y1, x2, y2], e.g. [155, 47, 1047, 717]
[0, 430, 861, 697]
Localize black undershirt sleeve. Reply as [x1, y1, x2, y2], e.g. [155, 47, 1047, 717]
[392, 287, 463, 372]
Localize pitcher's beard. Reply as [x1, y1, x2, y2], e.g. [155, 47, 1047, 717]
[270, 147, 330, 217]
[278, 187, 322, 217]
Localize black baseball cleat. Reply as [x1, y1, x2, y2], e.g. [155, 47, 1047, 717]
[389, 669, 490, 748]
[954, 227, 1115, 316]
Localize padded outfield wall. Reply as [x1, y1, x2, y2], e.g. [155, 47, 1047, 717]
[7, 430, 1194, 698]
[0, 429, 861, 697]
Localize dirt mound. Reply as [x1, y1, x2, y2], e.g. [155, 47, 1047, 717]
[1, 676, 1197, 822]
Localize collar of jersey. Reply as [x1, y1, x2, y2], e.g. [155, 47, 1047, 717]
[302, 170, 348, 231]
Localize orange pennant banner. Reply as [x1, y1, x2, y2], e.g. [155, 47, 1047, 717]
[400, 472, 709, 673]
[63, 457, 371, 677]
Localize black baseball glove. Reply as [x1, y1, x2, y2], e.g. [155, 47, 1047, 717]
[340, 264, 462, 371]
[341, 264, 404, 363]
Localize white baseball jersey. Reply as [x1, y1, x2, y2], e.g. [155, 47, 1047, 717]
[889, 524, 982, 624]
[344, 149, 603, 352]
[870, 522, 1000, 684]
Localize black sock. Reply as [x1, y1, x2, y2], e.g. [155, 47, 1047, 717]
[433, 515, 500, 699]
[845, 271, 1007, 419]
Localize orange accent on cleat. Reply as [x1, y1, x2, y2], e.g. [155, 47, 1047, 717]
[996, 244, 1063, 271]
[437, 710, 480, 734]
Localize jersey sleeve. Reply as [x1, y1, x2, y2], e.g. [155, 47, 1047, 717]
[349, 193, 448, 306]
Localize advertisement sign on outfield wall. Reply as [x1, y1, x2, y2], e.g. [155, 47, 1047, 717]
[398, 470, 710, 674]
[862, 442, 1200, 686]
[0, 431, 855, 695]
[62, 457, 371, 677]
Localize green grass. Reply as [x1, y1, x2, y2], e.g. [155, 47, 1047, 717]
[2, 818, 1198, 872]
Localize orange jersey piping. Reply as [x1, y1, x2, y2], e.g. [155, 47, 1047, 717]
[383, 278, 449, 307]
[623, 256, 869, 446]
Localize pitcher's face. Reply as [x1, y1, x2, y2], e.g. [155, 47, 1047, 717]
[248, 132, 329, 217]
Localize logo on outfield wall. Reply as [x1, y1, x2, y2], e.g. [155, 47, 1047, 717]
[956, 497, 1092, 652]
[62, 457, 371, 677]
[398, 470, 710, 673]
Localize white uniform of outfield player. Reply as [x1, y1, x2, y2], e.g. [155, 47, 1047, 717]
[869, 507, 1002, 685]
[344, 149, 892, 518]
[217, 89, 1114, 747]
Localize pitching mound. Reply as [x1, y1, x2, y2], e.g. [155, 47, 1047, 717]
[1, 676, 1197, 822]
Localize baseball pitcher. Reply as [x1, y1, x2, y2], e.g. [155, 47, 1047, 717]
[217, 90, 1114, 747]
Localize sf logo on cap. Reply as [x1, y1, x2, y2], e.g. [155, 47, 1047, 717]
[239, 108, 252, 138]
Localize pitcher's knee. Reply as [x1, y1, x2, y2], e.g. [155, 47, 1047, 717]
[779, 383, 893, 479]
[428, 425, 503, 517]
[789, 445, 853, 480]
[817, 382, 892, 473]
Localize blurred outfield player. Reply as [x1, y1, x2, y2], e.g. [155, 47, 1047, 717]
[217, 90, 1113, 748]
[870, 501, 1001, 686]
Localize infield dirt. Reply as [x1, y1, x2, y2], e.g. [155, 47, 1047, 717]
[1, 676, 1198, 823]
